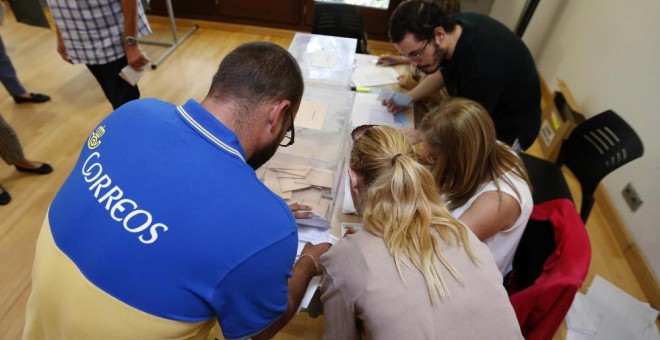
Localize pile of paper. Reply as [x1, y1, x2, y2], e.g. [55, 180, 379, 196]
[566, 275, 659, 340]
[261, 160, 335, 218]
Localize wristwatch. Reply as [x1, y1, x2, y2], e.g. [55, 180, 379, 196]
[124, 36, 138, 46]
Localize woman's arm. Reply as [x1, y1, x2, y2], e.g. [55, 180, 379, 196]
[457, 191, 520, 241]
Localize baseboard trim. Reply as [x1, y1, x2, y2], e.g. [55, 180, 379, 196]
[595, 187, 660, 309]
[146, 15, 394, 45]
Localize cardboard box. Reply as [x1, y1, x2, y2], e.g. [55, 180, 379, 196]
[538, 80, 585, 161]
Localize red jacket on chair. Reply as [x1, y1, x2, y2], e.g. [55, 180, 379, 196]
[509, 199, 591, 340]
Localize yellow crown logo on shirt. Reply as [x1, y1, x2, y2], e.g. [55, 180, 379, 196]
[87, 125, 106, 150]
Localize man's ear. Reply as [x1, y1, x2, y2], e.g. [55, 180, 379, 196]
[267, 99, 292, 134]
[434, 27, 446, 44]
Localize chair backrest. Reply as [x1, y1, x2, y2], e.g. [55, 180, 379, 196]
[557, 110, 644, 221]
[519, 152, 573, 207]
[312, 2, 369, 54]
[509, 199, 591, 339]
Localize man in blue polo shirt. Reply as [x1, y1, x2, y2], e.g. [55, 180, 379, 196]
[23, 42, 330, 340]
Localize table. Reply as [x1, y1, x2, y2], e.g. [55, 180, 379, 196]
[327, 58, 414, 237]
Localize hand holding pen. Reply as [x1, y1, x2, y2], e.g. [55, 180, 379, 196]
[376, 54, 406, 66]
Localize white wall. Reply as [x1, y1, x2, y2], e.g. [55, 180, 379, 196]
[496, 0, 660, 277]
[488, 0, 525, 29]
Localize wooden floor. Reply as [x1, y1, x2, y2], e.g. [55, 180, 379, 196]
[0, 13, 652, 340]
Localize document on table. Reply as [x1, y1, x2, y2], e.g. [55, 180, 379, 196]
[354, 53, 378, 67]
[351, 92, 404, 129]
[295, 100, 328, 130]
[351, 64, 400, 87]
[310, 50, 337, 68]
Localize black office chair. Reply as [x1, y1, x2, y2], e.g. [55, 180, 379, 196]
[312, 2, 369, 54]
[521, 109, 644, 223]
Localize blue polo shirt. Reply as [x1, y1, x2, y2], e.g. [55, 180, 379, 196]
[42, 98, 297, 339]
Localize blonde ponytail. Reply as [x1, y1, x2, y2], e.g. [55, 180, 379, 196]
[350, 126, 478, 304]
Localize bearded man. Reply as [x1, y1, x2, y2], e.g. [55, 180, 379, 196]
[384, 0, 541, 151]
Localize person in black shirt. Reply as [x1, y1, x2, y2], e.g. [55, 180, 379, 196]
[383, 0, 541, 150]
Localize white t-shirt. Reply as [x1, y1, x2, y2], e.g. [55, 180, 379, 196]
[450, 171, 533, 276]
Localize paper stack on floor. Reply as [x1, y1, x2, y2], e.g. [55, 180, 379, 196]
[565, 275, 659, 340]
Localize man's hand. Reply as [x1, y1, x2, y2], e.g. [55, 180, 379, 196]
[252, 241, 332, 340]
[289, 203, 313, 219]
[55, 28, 72, 64]
[380, 89, 412, 114]
[299, 242, 332, 276]
[376, 54, 407, 67]
[382, 98, 406, 114]
[125, 45, 150, 71]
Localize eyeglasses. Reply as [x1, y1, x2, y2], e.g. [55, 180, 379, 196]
[400, 40, 430, 60]
[279, 108, 295, 147]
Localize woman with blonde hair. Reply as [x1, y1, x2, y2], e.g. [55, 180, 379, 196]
[321, 126, 522, 339]
[420, 98, 533, 277]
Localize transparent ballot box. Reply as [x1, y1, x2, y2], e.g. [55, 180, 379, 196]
[257, 85, 354, 221]
[288, 33, 357, 90]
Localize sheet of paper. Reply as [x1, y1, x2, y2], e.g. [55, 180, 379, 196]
[310, 50, 337, 68]
[566, 329, 596, 340]
[565, 275, 660, 340]
[275, 173, 307, 179]
[279, 190, 292, 200]
[292, 188, 332, 218]
[328, 234, 340, 245]
[262, 169, 282, 195]
[351, 92, 407, 130]
[351, 64, 400, 87]
[587, 276, 660, 340]
[295, 100, 328, 130]
[268, 161, 310, 172]
[566, 293, 601, 336]
[119, 65, 145, 86]
[302, 168, 335, 189]
[271, 168, 310, 177]
[296, 213, 331, 229]
[280, 178, 312, 192]
[354, 53, 379, 68]
[298, 225, 331, 244]
[299, 275, 322, 310]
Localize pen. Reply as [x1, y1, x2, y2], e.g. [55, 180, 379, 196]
[350, 86, 371, 93]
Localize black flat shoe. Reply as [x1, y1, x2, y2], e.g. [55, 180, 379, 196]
[15, 163, 53, 175]
[0, 188, 10, 205]
[13, 93, 51, 104]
